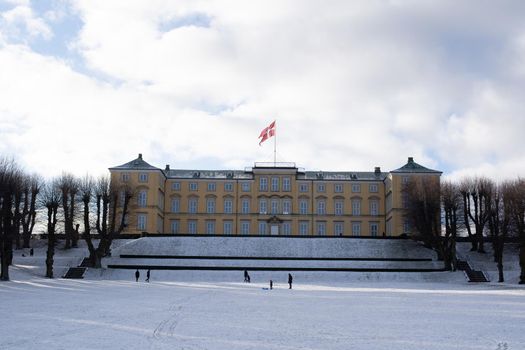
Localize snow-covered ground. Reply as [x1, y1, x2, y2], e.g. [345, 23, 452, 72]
[2, 272, 525, 350]
[2, 239, 524, 350]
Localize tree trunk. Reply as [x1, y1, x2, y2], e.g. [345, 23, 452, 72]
[45, 236, 54, 278]
[520, 242, 525, 284]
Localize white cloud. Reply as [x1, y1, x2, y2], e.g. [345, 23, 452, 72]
[1, 1, 525, 180]
[1, 4, 53, 41]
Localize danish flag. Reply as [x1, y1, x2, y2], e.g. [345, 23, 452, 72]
[258, 121, 276, 145]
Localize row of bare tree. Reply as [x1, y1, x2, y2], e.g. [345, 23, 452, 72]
[0, 157, 132, 281]
[405, 176, 525, 283]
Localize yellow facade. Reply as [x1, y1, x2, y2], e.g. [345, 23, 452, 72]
[110, 155, 441, 236]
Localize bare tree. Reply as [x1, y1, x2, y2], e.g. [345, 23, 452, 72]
[441, 180, 461, 271]
[20, 175, 41, 248]
[460, 177, 493, 253]
[487, 182, 512, 282]
[0, 157, 24, 281]
[403, 176, 444, 263]
[506, 179, 525, 284]
[81, 176, 132, 268]
[57, 173, 80, 249]
[41, 180, 60, 278]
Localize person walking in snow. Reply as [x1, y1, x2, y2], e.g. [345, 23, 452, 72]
[288, 273, 293, 289]
[135, 269, 140, 282]
[244, 270, 250, 283]
[146, 269, 150, 282]
[270, 280, 273, 290]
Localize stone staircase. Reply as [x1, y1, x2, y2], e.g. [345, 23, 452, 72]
[103, 236, 446, 274]
[457, 259, 489, 282]
[62, 258, 90, 279]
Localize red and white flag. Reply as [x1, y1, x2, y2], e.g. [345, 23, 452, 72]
[258, 120, 276, 145]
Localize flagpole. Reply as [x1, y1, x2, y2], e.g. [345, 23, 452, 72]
[274, 121, 277, 166]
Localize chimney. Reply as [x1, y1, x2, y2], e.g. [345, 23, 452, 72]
[408, 157, 414, 163]
[138, 153, 143, 160]
[165, 164, 170, 171]
[374, 167, 381, 175]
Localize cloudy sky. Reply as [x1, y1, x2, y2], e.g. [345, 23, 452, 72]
[1, 0, 525, 180]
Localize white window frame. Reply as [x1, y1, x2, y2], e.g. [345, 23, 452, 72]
[259, 177, 268, 191]
[352, 199, 361, 216]
[258, 221, 267, 235]
[317, 199, 326, 215]
[188, 220, 197, 234]
[223, 220, 233, 235]
[224, 198, 233, 214]
[207, 182, 216, 192]
[170, 220, 179, 234]
[282, 177, 291, 191]
[282, 200, 291, 214]
[189, 182, 198, 191]
[172, 182, 181, 191]
[334, 183, 343, 193]
[352, 184, 361, 193]
[316, 221, 326, 235]
[334, 200, 344, 216]
[241, 221, 250, 234]
[271, 177, 279, 192]
[206, 220, 215, 234]
[139, 173, 148, 183]
[352, 222, 361, 236]
[171, 197, 180, 213]
[188, 198, 198, 214]
[137, 190, 147, 207]
[334, 222, 344, 236]
[224, 182, 233, 192]
[299, 200, 308, 215]
[369, 184, 378, 193]
[137, 214, 147, 231]
[241, 199, 250, 214]
[259, 199, 267, 214]
[299, 221, 309, 235]
[206, 198, 216, 214]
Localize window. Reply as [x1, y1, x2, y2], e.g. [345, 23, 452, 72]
[271, 199, 279, 214]
[403, 193, 410, 209]
[369, 184, 378, 193]
[241, 220, 250, 234]
[316, 221, 326, 235]
[137, 190, 147, 207]
[282, 200, 291, 214]
[139, 173, 148, 183]
[189, 182, 198, 191]
[352, 184, 361, 193]
[282, 221, 291, 235]
[187, 220, 197, 234]
[299, 183, 308, 192]
[121, 173, 130, 182]
[119, 191, 126, 207]
[352, 222, 361, 236]
[370, 200, 379, 216]
[259, 177, 268, 191]
[170, 197, 180, 213]
[207, 182, 216, 191]
[170, 220, 180, 234]
[188, 198, 198, 214]
[224, 182, 233, 192]
[224, 198, 233, 214]
[317, 183, 325, 193]
[299, 221, 309, 235]
[241, 182, 251, 192]
[206, 220, 215, 234]
[299, 199, 308, 215]
[403, 220, 410, 233]
[206, 198, 215, 214]
[334, 222, 344, 236]
[158, 191, 164, 210]
[259, 198, 267, 214]
[271, 177, 279, 191]
[316, 199, 326, 215]
[334, 184, 343, 193]
[172, 182, 181, 191]
[137, 214, 147, 231]
[282, 177, 291, 191]
[258, 221, 267, 235]
[223, 220, 233, 235]
[352, 199, 361, 216]
[370, 222, 379, 237]
[334, 200, 344, 216]
[241, 199, 250, 214]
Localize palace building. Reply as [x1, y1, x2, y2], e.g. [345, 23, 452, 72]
[109, 155, 441, 236]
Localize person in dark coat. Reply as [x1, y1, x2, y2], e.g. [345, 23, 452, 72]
[270, 280, 273, 290]
[146, 269, 150, 282]
[244, 270, 250, 283]
[288, 273, 293, 289]
[135, 269, 140, 282]
[29, 248, 34, 256]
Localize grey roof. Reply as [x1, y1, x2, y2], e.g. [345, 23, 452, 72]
[391, 157, 442, 174]
[165, 169, 252, 179]
[109, 154, 160, 171]
[303, 171, 388, 181]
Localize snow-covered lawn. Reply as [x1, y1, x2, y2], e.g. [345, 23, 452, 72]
[1, 276, 525, 350]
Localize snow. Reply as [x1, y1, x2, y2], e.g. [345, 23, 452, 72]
[2, 239, 525, 349]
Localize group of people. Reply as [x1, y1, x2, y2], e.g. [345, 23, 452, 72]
[135, 269, 150, 282]
[244, 270, 293, 289]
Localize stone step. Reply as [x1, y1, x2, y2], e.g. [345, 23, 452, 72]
[63, 267, 86, 279]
